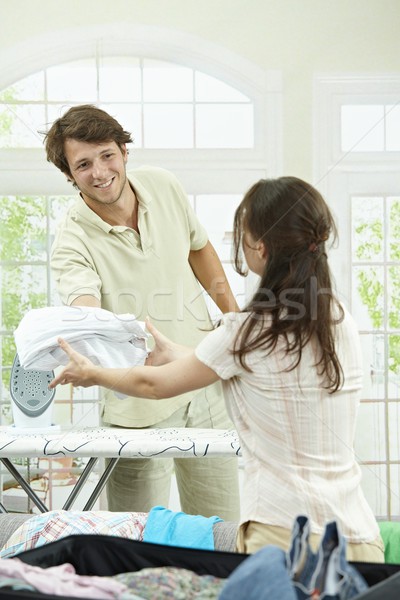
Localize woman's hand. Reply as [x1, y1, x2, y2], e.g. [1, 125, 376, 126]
[49, 338, 99, 389]
[145, 318, 192, 366]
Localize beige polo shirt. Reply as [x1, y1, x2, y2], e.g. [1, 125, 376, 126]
[51, 166, 220, 426]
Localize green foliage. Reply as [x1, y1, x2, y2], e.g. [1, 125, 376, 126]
[0, 89, 15, 138]
[390, 199, 400, 261]
[356, 268, 383, 329]
[1, 195, 48, 387]
[355, 200, 400, 379]
[0, 196, 47, 261]
[389, 336, 400, 376]
[355, 220, 383, 261]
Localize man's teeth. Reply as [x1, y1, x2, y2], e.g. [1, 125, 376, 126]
[97, 179, 113, 188]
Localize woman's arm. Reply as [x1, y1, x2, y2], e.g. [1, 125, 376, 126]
[145, 318, 192, 366]
[49, 338, 220, 399]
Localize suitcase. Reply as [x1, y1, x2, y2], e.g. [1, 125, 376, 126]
[1, 534, 400, 599]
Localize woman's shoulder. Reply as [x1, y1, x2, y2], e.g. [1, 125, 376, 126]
[218, 311, 252, 329]
[217, 311, 271, 341]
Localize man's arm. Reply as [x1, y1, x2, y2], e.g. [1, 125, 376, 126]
[189, 241, 239, 313]
[71, 295, 101, 308]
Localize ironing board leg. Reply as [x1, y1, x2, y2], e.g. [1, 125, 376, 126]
[0, 458, 48, 513]
[83, 457, 119, 511]
[62, 457, 99, 510]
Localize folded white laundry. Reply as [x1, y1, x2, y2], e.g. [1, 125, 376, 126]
[14, 306, 149, 376]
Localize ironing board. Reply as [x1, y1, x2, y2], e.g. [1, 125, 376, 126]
[0, 427, 241, 513]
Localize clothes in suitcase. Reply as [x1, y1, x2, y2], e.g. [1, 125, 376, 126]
[1, 530, 400, 599]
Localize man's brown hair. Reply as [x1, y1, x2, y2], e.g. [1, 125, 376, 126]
[44, 104, 133, 178]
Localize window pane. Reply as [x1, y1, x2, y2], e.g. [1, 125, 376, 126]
[100, 103, 142, 147]
[143, 60, 193, 102]
[224, 263, 246, 309]
[144, 104, 193, 148]
[1, 346, 13, 421]
[99, 57, 141, 102]
[389, 404, 400, 466]
[389, 335, 400, 392]
[386, 104, 400, 151]
[46, 104, 70, 128]
[388, 197, 400, 261]
[47, 59, 97, 102]
[341, 105, 384, 152]
[0, 104, 45, 147]
[195, 194, 240, 261]
[196, 104, 254, 148]
[203, 262, 246, 322]
[351, 196, 383, 262]
[354, 402, 385, 461]
[352, 266, 384, 329]
[388, 267, 400, 331]
[1, 336, 15, 375]
[390, 464, 400, 516]
[359, 333, 385, 399]
[0, 196, 47, 261]
[49, 196, 77, 235]
[360, 464, 387, 518]
[187, 194, 194, 210]
[1, 265, 48, 332]
[195, 72, 249, 102]
[9, 71, 45, 101]
[0, 57, 255, 151]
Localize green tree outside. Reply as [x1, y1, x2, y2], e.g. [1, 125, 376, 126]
[354, 199, 400, 380]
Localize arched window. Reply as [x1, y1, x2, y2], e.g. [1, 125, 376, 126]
[0, 25, 282, 509]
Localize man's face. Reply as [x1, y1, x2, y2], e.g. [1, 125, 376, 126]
[64, 139, 128, 207]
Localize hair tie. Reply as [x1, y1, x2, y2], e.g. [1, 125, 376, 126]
[309, 242, 319, 253]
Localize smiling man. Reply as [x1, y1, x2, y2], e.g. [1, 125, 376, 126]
[44, 104, 240, 519]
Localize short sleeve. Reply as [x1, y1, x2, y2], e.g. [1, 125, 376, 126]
[51, 222, 102, 305]
[195, 313, 246, 380]
[159, 169, 208, 250]
[184, 198, 208, 251]
[161, 168, 208, 251]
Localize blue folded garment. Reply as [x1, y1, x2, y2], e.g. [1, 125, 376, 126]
[143, 505, 222, 550]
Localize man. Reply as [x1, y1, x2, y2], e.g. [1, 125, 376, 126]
[45, 104, 240, 520]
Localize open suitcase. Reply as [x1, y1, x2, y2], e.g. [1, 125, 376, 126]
[1, 533, 400, 599]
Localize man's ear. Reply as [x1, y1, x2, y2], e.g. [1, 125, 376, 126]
[121, 143, 128, 162]
[66, 175, 78, 190]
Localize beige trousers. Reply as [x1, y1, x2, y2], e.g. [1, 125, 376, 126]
[236, 520, 385, 563]
[105, 388, 240, 521]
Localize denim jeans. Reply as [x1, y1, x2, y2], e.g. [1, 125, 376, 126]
[218, 544, 297, 600]
[287, 515, 369, 600]
[219, 516, 368, 600]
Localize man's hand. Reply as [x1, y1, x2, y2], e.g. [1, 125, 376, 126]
[49, 338, 98, 389]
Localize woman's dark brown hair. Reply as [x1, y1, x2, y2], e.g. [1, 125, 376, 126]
[232, 176, 344, 393]
[44, 105, 133, 179]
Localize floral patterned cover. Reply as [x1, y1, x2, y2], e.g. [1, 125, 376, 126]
[0, 427, 241, 459]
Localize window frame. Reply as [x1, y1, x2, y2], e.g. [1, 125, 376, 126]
[314, 73, 400, 519]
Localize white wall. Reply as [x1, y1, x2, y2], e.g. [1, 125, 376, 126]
[1, 0, 399, 179]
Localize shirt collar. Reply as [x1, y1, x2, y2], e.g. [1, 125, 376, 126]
[72, 170, 151, 233]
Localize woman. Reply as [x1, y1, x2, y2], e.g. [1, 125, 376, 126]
[50, 177, 384, 562]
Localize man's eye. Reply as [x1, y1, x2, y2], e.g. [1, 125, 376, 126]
[77, 163, 87, 170]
